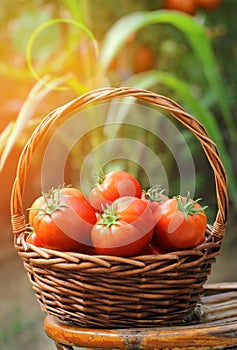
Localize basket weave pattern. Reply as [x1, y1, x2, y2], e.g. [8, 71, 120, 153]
[11, 87, 228, 328]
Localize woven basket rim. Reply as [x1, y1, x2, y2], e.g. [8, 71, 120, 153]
[15, 224, 219, 264]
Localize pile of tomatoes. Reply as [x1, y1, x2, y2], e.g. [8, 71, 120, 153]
[27, 169, 208, 257]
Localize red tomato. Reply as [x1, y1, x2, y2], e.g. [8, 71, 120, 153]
[89, 170, 142, 211]
[142, 242, 164, 255]
[163, 0, 198, 15]
[91, 196, 155, 257]
[141, 185, 168, 213]
[153, 194, 207, 252]
[26, 231, 43, 247]
[195, 0, 221, 10]
[29, 187, 97, 252]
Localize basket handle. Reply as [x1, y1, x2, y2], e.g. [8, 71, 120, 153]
[11, 87, 228, 239]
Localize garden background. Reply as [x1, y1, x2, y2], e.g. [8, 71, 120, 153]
[0, 0, 236, 349]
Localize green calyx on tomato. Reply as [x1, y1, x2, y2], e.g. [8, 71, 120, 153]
[142, 185, 168, 214]
[29, 186, 69, 218]
[93, 168, 106, 185]
[176, 192, 208, 221]
[98, 203, 122, 231]
[143, 184, 166, 202]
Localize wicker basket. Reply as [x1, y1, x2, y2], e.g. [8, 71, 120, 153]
[11, 87, 228, 329]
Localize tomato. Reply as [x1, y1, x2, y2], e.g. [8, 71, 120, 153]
[153, 194, 207, 252]
[29, 187, 97, 252]
[142, 242, 164, 255]
[195, 0, 221, 10]
[89, 169, 142, 211]
[91, 196, 155, 257]
[163, 0, 198, 15]
[133, 44, 155, 74]
[28, 195, 45, 226]
[26, 231, 44, 247]
[141, 185, 168, 213]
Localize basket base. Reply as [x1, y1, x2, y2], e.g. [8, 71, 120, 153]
[44, 283, 237, 350]
[35, 278, 208, 329]
[17, 228, 221, 329]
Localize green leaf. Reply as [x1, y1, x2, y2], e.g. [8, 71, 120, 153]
[99, 10, 234, 135]
[10, 11, 60, 60]
[59, 0, 81, 20]
[60, 0, 91, 25]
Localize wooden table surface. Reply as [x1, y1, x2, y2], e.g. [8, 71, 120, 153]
[44, 282, 237, 349]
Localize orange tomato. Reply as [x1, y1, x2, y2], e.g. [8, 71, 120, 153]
[195, 0, 222, 10]
[133, 44, 155, 74]
[163, 0, 198, 15]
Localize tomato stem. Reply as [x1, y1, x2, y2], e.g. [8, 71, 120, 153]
[176, 192, 208, 221]
[98, 203, 121, 231]
[94, 168, 105, 185]
[143, 184, 166, 202]
[28, 186, 69, 218]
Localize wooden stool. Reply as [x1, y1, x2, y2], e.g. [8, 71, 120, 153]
[44, 282, 237, 350]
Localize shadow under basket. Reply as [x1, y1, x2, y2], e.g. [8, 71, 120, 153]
[11, 87, 228, 329]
